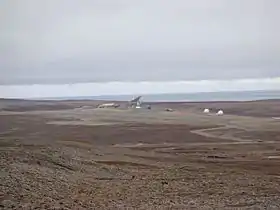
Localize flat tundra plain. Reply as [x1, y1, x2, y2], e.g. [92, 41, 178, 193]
[1, 99, 280, 209]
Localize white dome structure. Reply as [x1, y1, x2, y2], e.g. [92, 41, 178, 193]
[203, 108, 210, 114]
[216, 110, 224, 115]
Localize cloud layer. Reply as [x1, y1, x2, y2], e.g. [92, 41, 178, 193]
[1, 0, 280, 85]
[0, 78, 279, 98]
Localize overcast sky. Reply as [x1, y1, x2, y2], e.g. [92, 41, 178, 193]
[1, 0, 280, 86]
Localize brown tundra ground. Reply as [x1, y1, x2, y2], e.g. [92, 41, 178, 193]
[1, 99, 280, 209]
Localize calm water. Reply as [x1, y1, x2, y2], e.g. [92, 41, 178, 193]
[47, 90, 280, 102]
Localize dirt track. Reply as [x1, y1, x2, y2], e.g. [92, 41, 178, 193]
[1, 99, 280, 209]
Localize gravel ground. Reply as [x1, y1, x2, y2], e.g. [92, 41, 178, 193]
[1, 99, 280, 209]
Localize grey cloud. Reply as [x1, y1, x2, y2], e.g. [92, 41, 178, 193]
[1, 0, 280, 85]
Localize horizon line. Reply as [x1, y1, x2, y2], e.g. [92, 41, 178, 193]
[1, 77, 279, 99]
[1, 77, 280, 87]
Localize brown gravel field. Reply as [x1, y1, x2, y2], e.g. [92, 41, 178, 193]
[1, 99, 280, 209]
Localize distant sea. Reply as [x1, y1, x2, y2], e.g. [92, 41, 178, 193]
[42, 90, 280, 102]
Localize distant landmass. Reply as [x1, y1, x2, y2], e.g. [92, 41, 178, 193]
[39, 90, 280, 102]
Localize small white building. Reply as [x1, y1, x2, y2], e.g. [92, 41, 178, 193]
[216, 110, 224, 115]
[203, 108, 210, 114]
